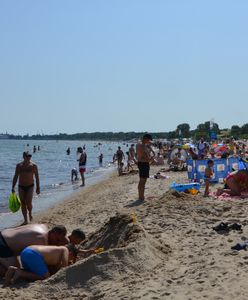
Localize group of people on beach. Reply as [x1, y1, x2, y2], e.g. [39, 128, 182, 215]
[116, 135, 248, 200]
[5, 135, 248, 290]
[201, 158, 248, 198]
[162, 138, 248, 197]
[12, 136, 158, 228]
[11, 135, 248, 228]
[0, 223, 92, 286]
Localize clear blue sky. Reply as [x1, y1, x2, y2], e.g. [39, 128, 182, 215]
[0, 0, 247, 135]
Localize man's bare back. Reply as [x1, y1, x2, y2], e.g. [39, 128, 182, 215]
[2, 224, 48, 255]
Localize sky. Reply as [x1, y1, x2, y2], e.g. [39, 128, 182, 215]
[0, 0, 248, 135]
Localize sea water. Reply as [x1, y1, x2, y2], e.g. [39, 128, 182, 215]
[0, 139, 129, 229]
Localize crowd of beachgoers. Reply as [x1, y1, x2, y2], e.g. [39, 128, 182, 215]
[118, 137, 248, 174]
[1, 136, 248, 299]
[155, 137, 248, 161]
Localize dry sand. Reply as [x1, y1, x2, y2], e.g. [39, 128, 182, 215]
[1, 165, 248, 299]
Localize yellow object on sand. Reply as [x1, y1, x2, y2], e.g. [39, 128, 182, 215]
[132, 211, 137, 224]
[94, 247, 104, 253]
[189, 188, 198, 195]
[9, 192, 21, 213]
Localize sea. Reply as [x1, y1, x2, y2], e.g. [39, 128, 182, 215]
[0, 139, 129, 230]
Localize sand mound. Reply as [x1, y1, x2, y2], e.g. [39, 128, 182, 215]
[84, 212, 145, 249]
[161, 189, 201, 201]
[27, 213, 170, 299]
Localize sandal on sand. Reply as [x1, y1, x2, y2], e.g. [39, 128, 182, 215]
[228, 223, 242, 231]
[231, 242, 247, 251]
[213, 222, 230, 233]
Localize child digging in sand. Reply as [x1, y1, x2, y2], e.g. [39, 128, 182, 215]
[3, 243, 78, 286]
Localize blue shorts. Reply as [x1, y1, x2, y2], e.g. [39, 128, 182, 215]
[20, 247, 48, 277]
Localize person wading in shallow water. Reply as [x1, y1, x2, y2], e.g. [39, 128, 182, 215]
[78, 147, 87, 186]
[12, 151, 40, 225]
[136, 134, 153, 201]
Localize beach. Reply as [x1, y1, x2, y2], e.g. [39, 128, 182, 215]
[1, 166, 248, 299]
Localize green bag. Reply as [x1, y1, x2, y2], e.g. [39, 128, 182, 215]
[9, 193, 21, 213]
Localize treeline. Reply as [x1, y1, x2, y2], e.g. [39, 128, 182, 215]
[8, 132, 166, 141]
[4, 121, 248, 141]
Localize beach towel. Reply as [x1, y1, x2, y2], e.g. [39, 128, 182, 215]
[211, 191, 248, 200]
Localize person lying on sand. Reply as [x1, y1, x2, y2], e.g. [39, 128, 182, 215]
[3, 243, 78, 286]
[118, 163, 138, 176]
[216, 169, 248, 196]
[153, 172, 169, 179]
[151, 153, 165, 166]
[0, 224, 86, 278]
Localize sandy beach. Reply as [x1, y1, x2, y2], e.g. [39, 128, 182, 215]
[1, 165, 248, 299]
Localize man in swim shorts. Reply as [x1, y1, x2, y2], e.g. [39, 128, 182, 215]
[3, 243, 78, 286]
[116, 146, 125, 167]
[12, 151, 40, 225]
[0, 224, 68, 277]
[78, 148, 87, 186]
[136, 134, 153, 201]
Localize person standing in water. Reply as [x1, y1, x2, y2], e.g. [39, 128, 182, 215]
[78, 147, 87, 186]
[98, 153, 103, 166]
[12, 152, 40, 225]
[116, 146, 125, 167]
[136, 134, 153, 201]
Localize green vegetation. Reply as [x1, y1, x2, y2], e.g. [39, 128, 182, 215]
[2, 121, 248, 141]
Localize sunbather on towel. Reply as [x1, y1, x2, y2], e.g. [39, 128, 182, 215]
[216, 169, 248, 196]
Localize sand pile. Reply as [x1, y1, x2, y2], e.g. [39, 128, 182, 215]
[160, 189, 202, 202]
[84, 212, 145, 250]
[24, 213, 170, 299]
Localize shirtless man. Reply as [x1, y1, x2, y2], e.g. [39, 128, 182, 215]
[116, 147, 125, 167]
[136, 134, 153, 201]
[3, 243, 78, 286]
[0, 224, 68, 277]
[12, 151, 40, 225]
[129, 144, 136, 162]
[78, 148, 87, 186]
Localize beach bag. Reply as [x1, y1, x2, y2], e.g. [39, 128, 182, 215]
[9, 193, 21, 213]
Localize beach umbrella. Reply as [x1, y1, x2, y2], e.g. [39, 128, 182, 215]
[182, 143, 195, 149]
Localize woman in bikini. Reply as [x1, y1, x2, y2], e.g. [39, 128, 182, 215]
[12, 151, 40, 225]
[216, 169, 248, 196]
